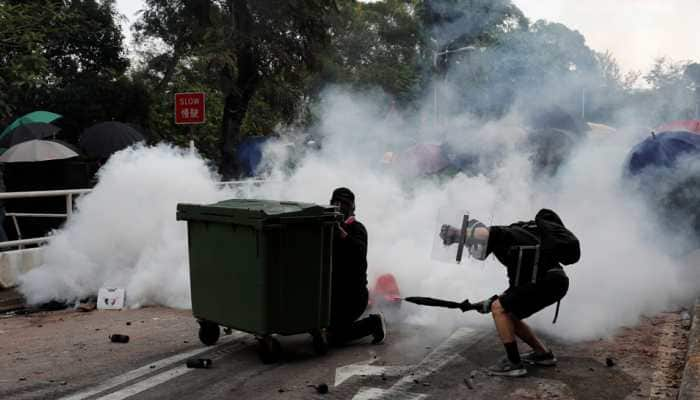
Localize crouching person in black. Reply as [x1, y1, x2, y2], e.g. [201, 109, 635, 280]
[328, 187, 386, 346]
[441, 209, 579, 377]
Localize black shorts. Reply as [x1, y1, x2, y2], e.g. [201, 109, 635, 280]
[499, 269, 569, 320]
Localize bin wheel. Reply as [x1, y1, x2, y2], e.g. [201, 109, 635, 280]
[257, 336, 282, 364]
[311, 330, 329, 356]
[198, 320, 220, 346]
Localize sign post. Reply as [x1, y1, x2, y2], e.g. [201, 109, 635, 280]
[175, 92, 206, 125]
[175, 92, 206, 152]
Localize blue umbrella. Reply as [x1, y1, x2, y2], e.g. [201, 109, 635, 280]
[237, 136, 271, 177]
[626, 131, 700, 175]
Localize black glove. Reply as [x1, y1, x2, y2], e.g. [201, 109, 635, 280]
[439, 224, 461, 245]
[472, 295, 498, 314]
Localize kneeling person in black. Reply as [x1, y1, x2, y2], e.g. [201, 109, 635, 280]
[441, 209, 577, 377]
[328, 187, 385, 345]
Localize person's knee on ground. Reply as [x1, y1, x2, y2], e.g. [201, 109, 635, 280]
[328, 313, 385, 346]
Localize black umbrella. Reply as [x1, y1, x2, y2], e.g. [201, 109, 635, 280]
[403, 296, 477, 312]
[0, 123, 61, 148]
[79, 121, 145, 159]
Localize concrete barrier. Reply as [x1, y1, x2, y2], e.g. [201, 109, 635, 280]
[679, 298, 700, 400]
[0, 248, 43, 288]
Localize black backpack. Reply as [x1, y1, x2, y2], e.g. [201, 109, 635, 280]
[509, 209, 579, 324]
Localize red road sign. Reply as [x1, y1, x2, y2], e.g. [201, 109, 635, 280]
[175, 92, 206, 124]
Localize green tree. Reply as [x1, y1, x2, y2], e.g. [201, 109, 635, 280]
[324, 0, 424, 106]
[135, 0, 340, 178]
[0, 0, 144, 142]
[642, 58, 697, 123]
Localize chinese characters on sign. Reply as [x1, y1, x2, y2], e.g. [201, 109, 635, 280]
[174, 92, 206, 124]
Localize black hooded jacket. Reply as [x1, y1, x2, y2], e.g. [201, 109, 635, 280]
[486, 209, 566, 287]
[331, 218, 369, 304]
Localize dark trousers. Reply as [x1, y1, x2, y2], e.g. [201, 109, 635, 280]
[329, 288, 375, 345]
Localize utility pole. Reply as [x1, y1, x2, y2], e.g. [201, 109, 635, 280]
[432, 45, 480, 128]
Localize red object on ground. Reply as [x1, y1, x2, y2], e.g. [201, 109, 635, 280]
[369, 273, 401, 307]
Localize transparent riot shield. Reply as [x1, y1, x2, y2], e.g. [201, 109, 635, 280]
[431, 206, 470, 264]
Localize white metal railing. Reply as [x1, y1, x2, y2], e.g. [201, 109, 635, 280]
[0, 189, 92, 250]
[0, 180, 273, 250]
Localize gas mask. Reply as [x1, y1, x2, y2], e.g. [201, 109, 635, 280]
[332, 199, 354, 220]
[330, 187, 356, 221]
[433, 209, 490, 263]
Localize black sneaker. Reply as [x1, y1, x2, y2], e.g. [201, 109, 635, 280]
[370, 313, 386, 344]
[521, 350, 557, 366]
[487, 358, 527, 377]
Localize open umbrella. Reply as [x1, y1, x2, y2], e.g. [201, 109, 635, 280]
[395, 143, 451, 177]
[656, 120, 700, 134]
[587, 122, 617, 135]
[527, 127, 581, 176]
[0, 111, 62, 140]
[626, 131, 700, 175]
[0, 123, 61, 148]
[527, 106, 589, 134]
[0, 139, 79, 163]
[79, 121, 145, 159]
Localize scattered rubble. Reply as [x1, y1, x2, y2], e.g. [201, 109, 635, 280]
[109, 334, 129, 343]
[186, 358, 212, 369]
[316, 383, 329, 394]
[681, 311, 692, 330]
[463, 377, 474, 389]
[76, 297, 97, 312]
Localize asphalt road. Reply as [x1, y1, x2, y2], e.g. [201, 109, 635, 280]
[0, 305, 689, 400]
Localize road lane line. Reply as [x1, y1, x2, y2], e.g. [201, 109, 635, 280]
[95, 366, 192, 400]
[59, 332, 246, 400]
[335, 361, 413, 387]
[350, 327, 482, 399]
[353, 387, 427, 400]
[393, 327, 479, 387]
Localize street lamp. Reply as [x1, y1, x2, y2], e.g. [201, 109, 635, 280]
[431, 44, 482, 127]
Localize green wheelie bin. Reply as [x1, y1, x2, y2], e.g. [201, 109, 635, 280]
[176, 199, 339, 363]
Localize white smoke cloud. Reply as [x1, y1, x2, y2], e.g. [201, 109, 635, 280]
[16, 89, 699, 343]
[236, 89, 700, 341]
[18, 144, 227, 309]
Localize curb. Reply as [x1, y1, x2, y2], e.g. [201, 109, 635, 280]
[679, 298, 700, 400]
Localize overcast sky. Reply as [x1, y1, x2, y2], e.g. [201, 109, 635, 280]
[116, 0, 700, 74]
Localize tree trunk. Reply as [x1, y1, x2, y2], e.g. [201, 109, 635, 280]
[220, 0, 257, 180]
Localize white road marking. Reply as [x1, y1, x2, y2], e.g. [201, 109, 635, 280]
[95, 366, 191, 400]
[335, 357, 412, 387]
[349, 327, 481, 400]
[59, 332, 245, 400]
[352, 387, 427, 400]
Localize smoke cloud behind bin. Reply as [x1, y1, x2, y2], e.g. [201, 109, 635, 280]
[17, 1, 700, 342]
[16, 89, 699, 342]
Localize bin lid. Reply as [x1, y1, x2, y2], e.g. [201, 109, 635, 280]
[177, 199, 338, 224]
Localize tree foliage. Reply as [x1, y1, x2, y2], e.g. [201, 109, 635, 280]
[0, 0, 146, 142]
[2, 0, 698, 178]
